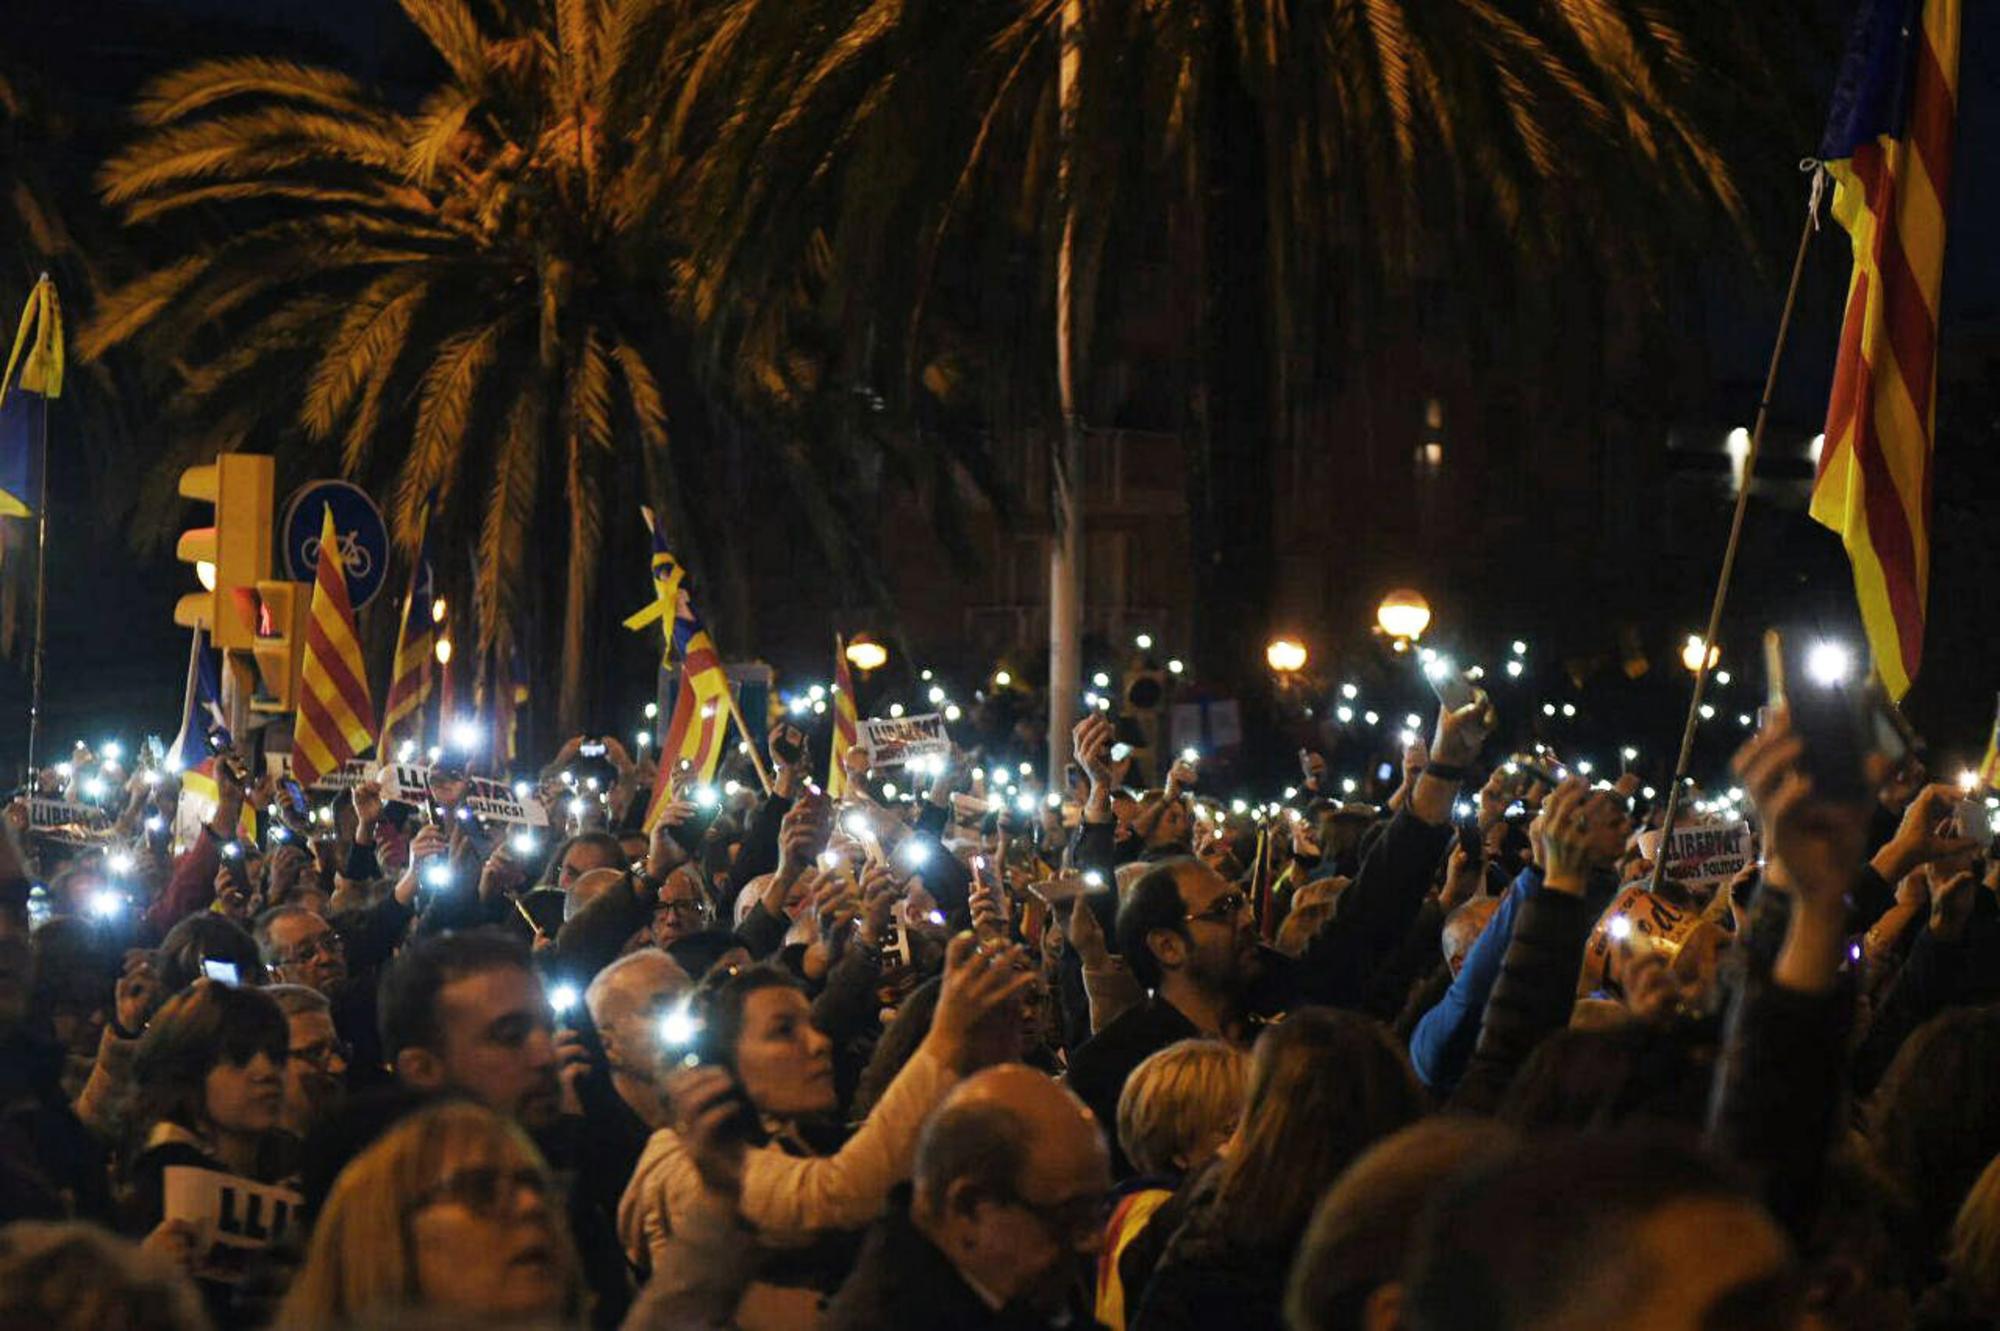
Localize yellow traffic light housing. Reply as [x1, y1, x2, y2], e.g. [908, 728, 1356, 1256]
[249, 580, 310, 714]
[173, 454, 274, 649]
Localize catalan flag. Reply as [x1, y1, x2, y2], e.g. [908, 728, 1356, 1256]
[634, 510, 733, 828]
[379, 493, 438, 756]
[293, 505, 376, 786]
[0, 274, 64, 519]
[827, 633, 861, 797]
[1810, 0, 1960, 701]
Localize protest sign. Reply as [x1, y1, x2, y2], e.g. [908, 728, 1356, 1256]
[376, 764, 548, 828]
[162, 1165, 303, 1285]
[266, 753, 373, 793]
[1578, 883, 1706, 996]
[26, 796, 112, 840]
[858, 713, 951, 768]
[1659, 818, 1752, 894]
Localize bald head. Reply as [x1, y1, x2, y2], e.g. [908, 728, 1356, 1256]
[914, 1065, 1107, 1219]
[586, 948, 690, 1084]
[568, 867, 628, 918]
[911, 1066, 1112, 1307]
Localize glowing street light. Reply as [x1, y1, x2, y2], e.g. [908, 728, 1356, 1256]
[1376, 589, 1432, 644]
[1265, 638, 1308, 674]
[844, 635, 888, 674]
[1680, 635, 1719, 673]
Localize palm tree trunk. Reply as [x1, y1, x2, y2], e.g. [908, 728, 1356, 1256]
[1187, 7, 1274, 691]
[1047, 0, 1085, 786]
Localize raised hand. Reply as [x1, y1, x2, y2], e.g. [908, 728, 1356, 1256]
[1072, 714, 1116, 789]
[666, 1065, 750, 1198]
[925, 932, 1036, 1072]
[1874, 783, 1980, 884]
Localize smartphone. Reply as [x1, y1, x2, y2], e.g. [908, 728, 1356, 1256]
[579, 741, 607, 758]
[1425, 658, 1482, 712]
[1955, 797, 1992, 843]
[1764, 630, 1872, 804]
[659, 999, 761, 1140]
[771, 727, 806, 767]
[202, 726, 247, 784]
[279, 778, 310, 820]
[201, 958, 241, 986]
[1109, 743, 1133, 764]
[1454, 819, 1483, 860]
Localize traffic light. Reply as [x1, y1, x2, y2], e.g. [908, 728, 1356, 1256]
[249, 580, 310, 714]
[173, 454, 273, 650]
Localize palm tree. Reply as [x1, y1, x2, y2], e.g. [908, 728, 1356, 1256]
[83, 0, 1008, 731]
[667, 0, 1798, 690]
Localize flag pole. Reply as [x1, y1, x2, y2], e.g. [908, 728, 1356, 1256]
[1649, 179, 1823, 893]
[25, 356, 51, 778]
[722, 684, 775, 795]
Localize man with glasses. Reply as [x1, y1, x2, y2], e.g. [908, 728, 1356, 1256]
[1062, 857, 1255, 1177]
[649, 868, 713, 948]
[268, 983, 349, 1138]
[826, 1065, 1112, 1331]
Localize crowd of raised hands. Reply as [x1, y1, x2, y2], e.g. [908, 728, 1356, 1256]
[4, 676, 2000, 1331]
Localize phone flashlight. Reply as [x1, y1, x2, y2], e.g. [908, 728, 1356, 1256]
[548, 983, 579, 1017]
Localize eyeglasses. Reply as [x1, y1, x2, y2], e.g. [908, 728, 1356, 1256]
[277, 932, 344, 966]
[999, 1188, 1109, 1245]
[1185, 891, 1249, 926]
[657, 898, 709, 917]
[408, 1166, 549, 1219]
[287, 1037, 351, 1071]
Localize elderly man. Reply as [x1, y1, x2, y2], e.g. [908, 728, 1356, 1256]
[266, 983, 347, 1138]
[824, 1065, 1112, 1331]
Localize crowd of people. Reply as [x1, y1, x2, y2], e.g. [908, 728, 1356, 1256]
[4, 676, 2000, 1331]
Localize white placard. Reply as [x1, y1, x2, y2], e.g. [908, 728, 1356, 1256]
[27, 796, 111, 833]
[1660, 818, 1752, 892]
[376, 763, 549, 828]
[162, 1165, 304, 1285]
[858, 713, 952, 768]
[267, 753, 373, 792]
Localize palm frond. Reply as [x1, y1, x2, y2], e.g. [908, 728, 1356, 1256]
[399, 317, 508, 533]
[133, 58, 373, 124]
[301, 271, 429, 440]
[76, 256, 208, 360]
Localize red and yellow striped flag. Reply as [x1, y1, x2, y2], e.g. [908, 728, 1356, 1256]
[1810, 0, 1959, 701]
[378, 493, 437, 756]
[827, 633, 861, 797]
[293, 506, 376, 786]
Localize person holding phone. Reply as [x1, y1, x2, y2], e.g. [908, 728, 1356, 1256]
[619, 933, 1034, 1329]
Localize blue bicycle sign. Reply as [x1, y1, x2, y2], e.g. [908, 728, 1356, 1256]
[282, 481, 390, 609]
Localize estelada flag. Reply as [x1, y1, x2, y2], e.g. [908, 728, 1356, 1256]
[293, 506, 376, 786]
[0, 275, 64, 519]
[635, 511, 733, 829]
[1810, 0, 1960, 701]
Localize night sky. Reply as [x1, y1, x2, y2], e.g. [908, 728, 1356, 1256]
[3, 1, 1997, 776]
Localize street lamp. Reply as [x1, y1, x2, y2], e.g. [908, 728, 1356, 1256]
[844, 635, 888, 675]
[1679, 634, 1719, 673]
[1265, 638, 1308, 674]
[1376, 590, 1432, 645]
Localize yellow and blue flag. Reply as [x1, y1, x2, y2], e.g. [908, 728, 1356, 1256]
[0, 275, 64, 518]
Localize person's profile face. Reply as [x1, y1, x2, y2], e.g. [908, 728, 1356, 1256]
[731, 987, 835, 1119]
[434, 967, 562, 1129]
[559, 841, 620, 889]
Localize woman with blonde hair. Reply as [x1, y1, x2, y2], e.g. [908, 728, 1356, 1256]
[1097, 1039, 1246, 1331]
[277, 1100, 584, 1330]
[1129, 1008, 1427, 1331]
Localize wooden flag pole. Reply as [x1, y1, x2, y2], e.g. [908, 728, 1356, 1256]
[723, 682, 775, 796]
[24, 364, 49, 778]
[1649, 180, 1823, 893]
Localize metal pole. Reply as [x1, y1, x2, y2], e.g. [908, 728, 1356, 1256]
[1046, 0, 1085, 789]
[1649, 184, 1822, 892]
[25, 383, 50, 778]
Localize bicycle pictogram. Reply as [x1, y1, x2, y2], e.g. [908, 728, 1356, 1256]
[301, 528, 373, 580]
